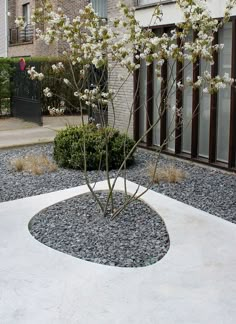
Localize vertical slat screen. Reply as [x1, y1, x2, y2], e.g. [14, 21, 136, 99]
[166, 58, 176, 152]
[228, 18, 236, 168]
[133, 55, 140, 142]
[182, 33, 193, 154]
[152, 60, 161, 146]
[152, 29, 162, 147]
[209, 31, 219, 163]
[160, 60, 168, 148]
[139, 59, 147, 142]
[133, 20, 236, 171]
[175, 34, 183, 154]
[198, 60, 211, 158]
[216, 22, 232, 163]
[191, 32, 200, 159]
[146, 62, 154, 146]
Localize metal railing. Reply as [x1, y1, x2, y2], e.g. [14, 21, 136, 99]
[9, 24, 34, 45]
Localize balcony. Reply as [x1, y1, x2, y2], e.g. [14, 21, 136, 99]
[9, 24, 34, 46]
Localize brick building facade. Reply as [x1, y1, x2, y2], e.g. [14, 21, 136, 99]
[7, 0, 90, 57]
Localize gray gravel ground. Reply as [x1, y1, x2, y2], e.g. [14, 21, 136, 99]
[1, 143, 235, 267]
[29, 192, 170, 267]
[0, 143, 235, 223]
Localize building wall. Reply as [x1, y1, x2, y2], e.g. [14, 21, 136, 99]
[7, 0, 89, 58]
[57, 0, 89, 54]
[8, 0, 16, 31]
[133, 0, 236, 170]
[135, 0, 236, 27]
[107, 0, 134, 137]
[58, 0, 89, 15]
[0, 0, 8, 57]
[8, 0, 58, 57]
[9, 0, 36, 53]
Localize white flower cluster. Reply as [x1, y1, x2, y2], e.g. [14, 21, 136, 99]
[203, 73, 234, 94]
[51, 62, 64, 73]
[75, 88, 115, 109]
[63, 78, 71, 86]
[48, 106, 65, 116]
[222, 0, 236, 24]
[175, 0, 236, 64]
[27, 0, 236, 106]
[15, 16, 24, 28]
[27, 66, 44, 81]
[48, 100, 65, 115]
[171, 105, 182, 118]
[184, 71, 234, 93]
[43, 87, 52, 97]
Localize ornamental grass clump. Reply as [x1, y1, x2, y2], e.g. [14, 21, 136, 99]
[53, 124, 136, 171]
[148, 164, 186, 184]
[10, 154, 58, 175]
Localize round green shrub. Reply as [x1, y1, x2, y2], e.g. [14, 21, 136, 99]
[53, 124, 136, 170]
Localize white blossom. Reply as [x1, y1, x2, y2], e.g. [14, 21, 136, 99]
[28, 0, 236, 124]
[27, 66, 44, 81]
[186, 77, 192, 84]
[15, 16, 24, 28]
[43, 87, 52, 97]
[177, 81, 184, 89]
[63, 78, 71, 86]
[38, 73, 44, 81]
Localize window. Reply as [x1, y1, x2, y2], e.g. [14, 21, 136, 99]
[22, 3, 30, 25]
[91, 0, 107, 19]
[138, 0, 158, 5]
[137, 0, 174, 6]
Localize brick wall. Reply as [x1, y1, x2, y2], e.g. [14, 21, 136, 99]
[57, 0, 89, 54]
[8, 0, 16, 30]
[8, 0, 59, 57]
[107, 0, 134, 137]
[58, 0, 89, 15]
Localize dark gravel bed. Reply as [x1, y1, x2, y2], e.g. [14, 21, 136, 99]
[0, 143, 236, 223]
[29, 192, 170, 267]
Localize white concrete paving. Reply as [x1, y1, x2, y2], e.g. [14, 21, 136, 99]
[0, 116, 87, 149]
[0, 178, 236, 324]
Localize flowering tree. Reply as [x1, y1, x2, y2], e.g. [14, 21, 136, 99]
[24, 0, 236, 217]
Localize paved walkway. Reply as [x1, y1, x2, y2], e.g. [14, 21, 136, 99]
[0, 178, 236, 324]
[0, 116, 86, 149]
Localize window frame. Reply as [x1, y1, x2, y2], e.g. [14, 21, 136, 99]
[22, 2, 30, 26]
